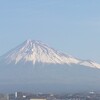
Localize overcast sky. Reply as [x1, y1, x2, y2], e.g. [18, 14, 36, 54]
[0, 0, 100, 63]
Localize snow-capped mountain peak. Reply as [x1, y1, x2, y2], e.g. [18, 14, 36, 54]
[1, 39, 100, 69]
[3, 40, 79, 65]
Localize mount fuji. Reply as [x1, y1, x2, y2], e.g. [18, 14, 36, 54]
[0, 39, 100, 93]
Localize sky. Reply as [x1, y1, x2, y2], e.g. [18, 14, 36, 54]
[0, 0, 100, 63]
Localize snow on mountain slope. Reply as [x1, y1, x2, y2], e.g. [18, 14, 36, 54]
[1, 39, 100, 69]
[80, 60, 100, 69]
